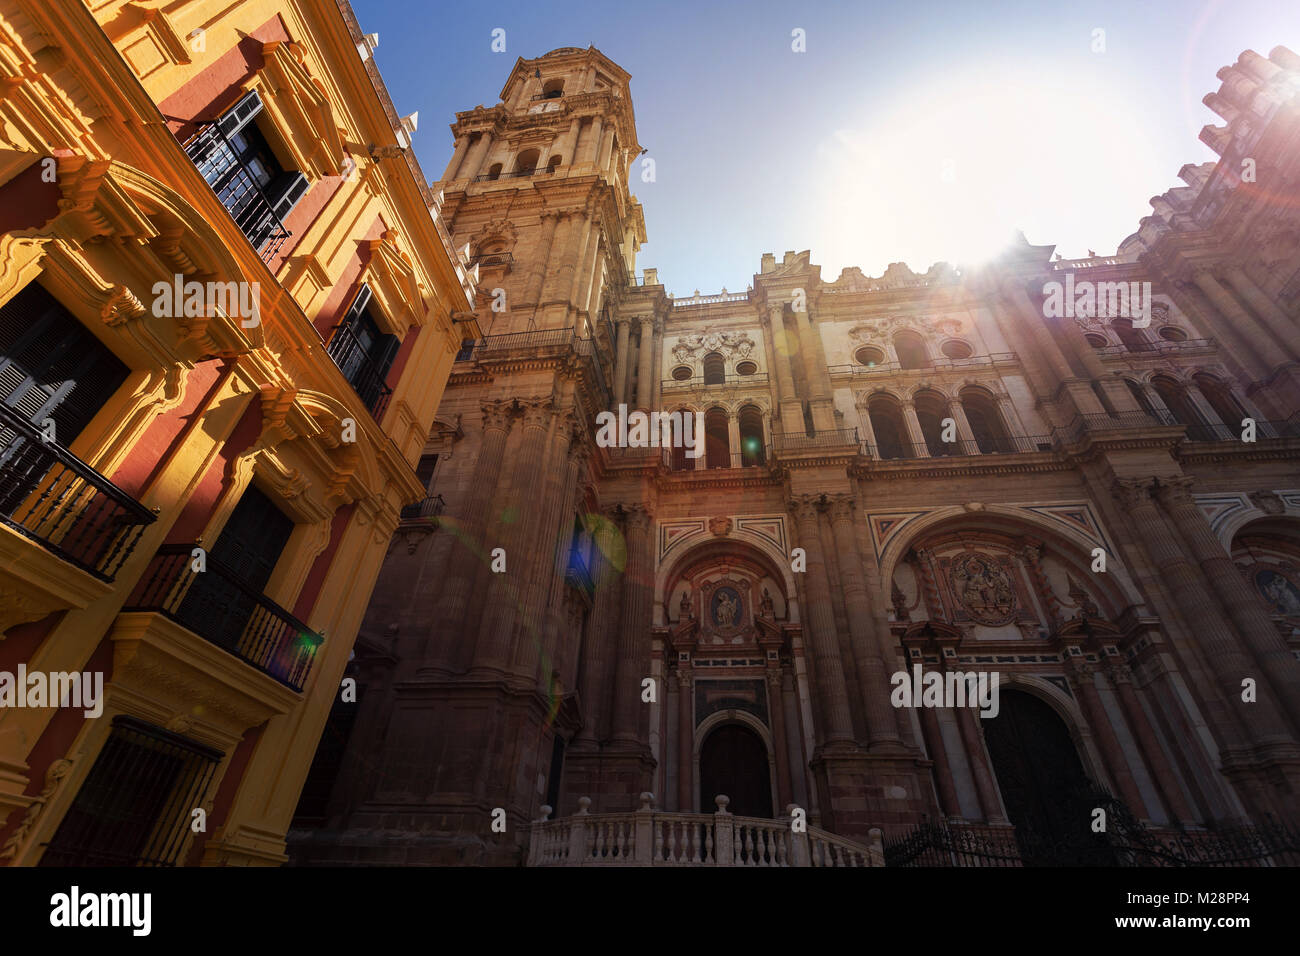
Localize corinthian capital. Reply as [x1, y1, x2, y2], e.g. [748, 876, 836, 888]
[1153, 475, 1197, 506]
[787, 493, 823, 522]
[623, 502, 654, 531]
[518, 397, 553, 430]
[1111, 477, 1155, 509]
[826, 493, 857, 522]
[480, 399, 515, 433]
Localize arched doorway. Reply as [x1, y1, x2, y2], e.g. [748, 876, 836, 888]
[699, 723, 773, 818]
[982, 689, 1114, 865]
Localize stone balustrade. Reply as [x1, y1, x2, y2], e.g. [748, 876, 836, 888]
[527, 793, 884, 867]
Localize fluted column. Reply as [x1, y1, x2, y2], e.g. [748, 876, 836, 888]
[526, 211, 564, 313]
[827, 494, 902, 749]
[651, 318, 664, 410]
[1066, 660, 1151, 817]
[1224, 264, 1300, 359]
[459, 132, 492, 181]
[612, 317, 632, 404]
[766, 669, 793, 811]
[1000, 278, 1075, 384]
[443, 135, 470, 181]
[900, 400, 929, 457]
[677, 669, 693, 810]
[953, 701, 1008, 824]
[1154, 477, 1300, 733]
[1103, 657, 1197, 823]
[856, 404, 879, 456]
[1112, 479, 1284, 749]
[584, 116, 603, 165]
[573, 531, 618, 750]
[528, 422, 586, 681]
[610, 505, 654, 744]
[476, 399, 552, 670]
[917, 706, 961, 818]
[1191, 269, 1275, 373]
[636, 316, 655, 408]
[425, 400, 515, 668]
[787, 495, 856, 748]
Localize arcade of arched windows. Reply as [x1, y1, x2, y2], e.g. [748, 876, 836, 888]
[665, 400, 771, 471]
[1124, 369, 1280, 439]
[857, 384, 1039, 459]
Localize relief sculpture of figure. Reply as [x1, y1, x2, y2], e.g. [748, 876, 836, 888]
[759, 587, 775, 618]
[679, 589, 693, 621]
[715, 589, 737, 626]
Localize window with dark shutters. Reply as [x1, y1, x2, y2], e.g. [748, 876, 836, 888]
[0, 282, 129, 451]
[326, 283, 400, 416]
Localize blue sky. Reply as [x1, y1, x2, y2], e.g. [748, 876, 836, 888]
[354, 0, 1298, 297]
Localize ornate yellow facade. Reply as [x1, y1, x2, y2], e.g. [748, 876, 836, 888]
[0, 0, 478, 866]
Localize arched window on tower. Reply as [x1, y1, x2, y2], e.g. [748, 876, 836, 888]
[867, 395, 907, 460]
[703, 352, 725, 385]
[1150, 375, 1203, 432]
[1193, 374, 1245, 431]
[705, 407, 730, 468]
[486, 162, 502, 181]
[738, 405, 765, 467]
[541, 79, 564, 99]
[893, 331, 929, 370]
[914, 390, 954, 456]
[1125, 379, 1166, 424]
[670, 408, 692, 471]
[515, 148, 540, 175]
[546, 154, 562, 173]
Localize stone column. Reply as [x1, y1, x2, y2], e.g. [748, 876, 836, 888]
[443, 134, 470, 182]
[1154, 477, 1300, 733]
[726, 413, 740, 469]
[944, 397, 978, 454]
[1224, 264, 1300, 359]
[994, 395, 1035, 451]
[476, 399, 551, 671]
[1191, 269, 1275, 373]
[636, 316, 655, 408]
[1113, 478, 1288, 748]
[525, 211, 564, 313]
[1137, 382, 1176, 424]
[917, 706, 962, 818]
[610, 505, 654, 744]
[585, 116, 603, 165]
[766, 669, 794, 811]
[1103, 657, 1198, 823]
[856, 404, 879, 456]
[954, 702, 1008, 825]
[1000, 278, 1076, 383]
[900, 400, 929, 457]
[459, 132, 492, 181]
[787, 495, 856, 748]
[677, 668, 693, 810]
[766, 306, 803, 427]
[827, 494, 902, 749]
[612, 317, 632, 406]
[573, 532, 618, 751]
[651, 317, 665, 410]
[1066, 660, 1151, 817]
[531, 427, 588, 682]
[424, 399, 514, 668]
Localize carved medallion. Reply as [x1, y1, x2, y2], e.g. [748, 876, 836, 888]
[950, 553, 1017, 626]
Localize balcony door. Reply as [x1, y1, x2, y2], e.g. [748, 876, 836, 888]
[178, 486, 294, 653]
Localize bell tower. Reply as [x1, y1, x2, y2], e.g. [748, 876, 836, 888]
[436, 46, 648, 340]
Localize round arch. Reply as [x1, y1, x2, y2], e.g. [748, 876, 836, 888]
[656, 535, 798, 627]
[693, 708, 779, 816]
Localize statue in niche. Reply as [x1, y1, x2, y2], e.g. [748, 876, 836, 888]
[759, 587, 775, 618]
[679, 589, 693, 621]
[1257, 569, 1300, 616]
[715, 589, 738, 627]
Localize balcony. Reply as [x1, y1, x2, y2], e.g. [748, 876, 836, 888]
[473, 167, 556, 183]
[1051, 410, 1176, 444]
[528, 795, 883, 867]
[325, 323, 393, 419]
[862, 434, 1051, 460]
[771, 429, 859, 453]
[1182, 416, 1300, 442]
[124, 544, 323, 691]
[662, 372, 770, 391]
[399, 493, 445, 521]
[182, 121, 291, 264]
[665, 450, 768, 472]
[828, 353, 1018, 377]
[465, 252, 514, 269]
[0, 403, 154, 581]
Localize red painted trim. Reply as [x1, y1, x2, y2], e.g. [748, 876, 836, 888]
[0, 157, 61, 233]
[111, 360, 226, 499]
[0, 636, 114, 862]
[164, 393, 264, 545]
[158, 16, 290, 139]
[313, 214, 387, 339]
[184, 722, 264, 867]
[0, 612, 65, 673]
[267, 173, 346, 272]
[385, 325, 420, 390]
[292, 503, 357, 620]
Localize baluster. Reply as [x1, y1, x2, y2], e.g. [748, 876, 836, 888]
[620, 819, 630, 857]
[595, 821, 608, 858]
[667, 820, 678, 862]
[756, 828, 769, 866]
[705, 822, 714, 863]
[741, 825, 753, 866]
[654, 819, 664, 862]
[691, 822, 703, 863]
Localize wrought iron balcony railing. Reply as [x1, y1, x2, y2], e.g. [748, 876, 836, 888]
[662, 372, 770, 390]
[1182, 417, 1300, 442]
[466, 252, 514, 269]
[0, 404, 154, 581]
[125, 544, 323, 691]
[325, 323, 393, 419]
[400, 493, 445, 521]
[860, 434, 1051, 461]
[182, 121, 291, 264]
[771, 429, 860, 453]
[474, 167, 556, 182]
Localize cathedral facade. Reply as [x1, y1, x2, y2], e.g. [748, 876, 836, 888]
[290, 45, 1300, 866]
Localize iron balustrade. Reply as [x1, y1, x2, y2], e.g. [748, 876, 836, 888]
[125, 544, 323, 691]
[1052, 410, 1177, 444]
[771, 429, 860, 453]
[474, 167, 556, 182]
[182, 121, 291, 263]
[666, 450, 768, 472]
[828, 353, 1018, 377]
[466, 252, 514, 269]
[662, 372, 770, 390]
[1183, 417, 1300, 442]
[400, 493, 445, 521]
[861, 434, 1051, 460]
[0, 403, 154, 580]
[325, 322, 393, 419]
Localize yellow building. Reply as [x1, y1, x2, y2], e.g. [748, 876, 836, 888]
[0, 0, 478, 865]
